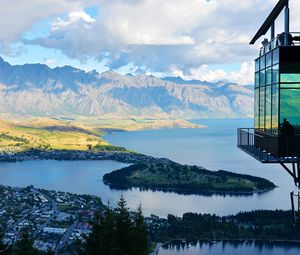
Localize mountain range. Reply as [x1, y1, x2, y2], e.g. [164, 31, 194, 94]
[0, 57, 253, 119]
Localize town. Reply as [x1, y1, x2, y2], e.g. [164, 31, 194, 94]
[0, 185, 103, 254]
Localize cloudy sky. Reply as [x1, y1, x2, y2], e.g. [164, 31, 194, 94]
[0, 0, 299, 84]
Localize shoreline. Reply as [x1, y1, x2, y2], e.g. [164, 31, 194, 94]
[103, 180, 275, 196]
[0, 149, 275, 197]
[0, 149, 155, 164]
[160, 239, 300, 247]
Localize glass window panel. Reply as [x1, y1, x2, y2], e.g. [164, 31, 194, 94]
[281, 83, 300, 88]
[255, 59, 260, 72]
[280, 73, 300, 83]
[255, 88, 259, 129]
[265, 86, 272, 131]
[266, 52, 272, 67]
[273, 48, 279, 64]
[255, 72, 260, 87]
[272, 84, 279, 131]
[280, 89, 300, 134]
[260, 70, 265, 86]
[272, 64, 279, 84]
[266, 68, 272, 85]
[259, 87, 265, 129]
[260, 56, 265, 70]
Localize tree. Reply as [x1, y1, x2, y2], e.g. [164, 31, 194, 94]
[81, 196, 149, 255]
[101, 204, 117, 255]
[115, 194, 134, 255]
[0, 233, 10, 255]
[12, 232, 39, 255]
[132, 203, 149, 255]
[82, 213, 105, 254]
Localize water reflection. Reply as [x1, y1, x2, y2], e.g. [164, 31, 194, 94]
[107, 184, 269, 197]
[159, 240, 300, 255]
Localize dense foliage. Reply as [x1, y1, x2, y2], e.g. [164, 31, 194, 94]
[149, 210, 300, 242]
[79, 196, 149, 255]
[93, 144, 128, 152]
[103, 162, 276, 194]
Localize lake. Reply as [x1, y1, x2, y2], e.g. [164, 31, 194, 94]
[157, 241, 300, 255]
[0, 119, 295, 217]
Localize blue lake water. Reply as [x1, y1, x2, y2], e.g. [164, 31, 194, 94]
[0, 119, 295, 217]
[158, 241, 300, 255]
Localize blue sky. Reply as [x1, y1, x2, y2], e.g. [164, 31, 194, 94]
[1, 0, 299, 84]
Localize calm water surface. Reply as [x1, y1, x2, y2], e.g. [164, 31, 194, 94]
[158, 241, 300, 255]
[0, 119, 295, 217]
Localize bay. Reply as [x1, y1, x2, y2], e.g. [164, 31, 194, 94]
[0, 119, 295, 217]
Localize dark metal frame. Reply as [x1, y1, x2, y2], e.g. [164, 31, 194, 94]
[250, 0, 289, 44]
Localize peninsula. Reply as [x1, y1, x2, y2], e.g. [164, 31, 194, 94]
[103, 161, 276, 195]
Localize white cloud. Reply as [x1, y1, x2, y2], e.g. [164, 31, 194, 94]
[0, 0, 98, 53]
[171, 62, 255, 85]
[1, 0, 300, 82]
[52, 11, 96, 31]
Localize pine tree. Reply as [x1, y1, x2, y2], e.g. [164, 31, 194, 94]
[132, 203, 149, 255]
[12, 232, 39, 255]
[0, 232, 10, 255]
[115, 194, 134, 255]
[81, 196, 149, 255]
[83, 213, 105, 255]
[101, 204, 117, 255]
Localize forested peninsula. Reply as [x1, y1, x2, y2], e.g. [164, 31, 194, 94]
[103, 161, 276, 195]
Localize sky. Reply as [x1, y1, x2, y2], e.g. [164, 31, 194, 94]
[0, 0, 300, 85]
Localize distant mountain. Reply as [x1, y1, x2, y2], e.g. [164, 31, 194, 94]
[0, 57, 253, 118]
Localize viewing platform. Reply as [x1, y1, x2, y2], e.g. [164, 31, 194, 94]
[237, 128, 300, 163]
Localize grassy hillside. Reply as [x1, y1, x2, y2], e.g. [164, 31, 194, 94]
[0, 115, 201, 153]
[0, 118, 108, 152]
[103, 162, 276, 194]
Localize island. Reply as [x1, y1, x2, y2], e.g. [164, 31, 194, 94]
[103, 161, 276, 195]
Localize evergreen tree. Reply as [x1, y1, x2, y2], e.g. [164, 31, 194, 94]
[132, 203, 149, 255]
[83, 213, 105, 254]
[115, 194, 134, 255]
[81, 196, 149, 255]
[12, 232, 39, 255]
[101, 205, 117, 255]
[0, 233, 10, 255]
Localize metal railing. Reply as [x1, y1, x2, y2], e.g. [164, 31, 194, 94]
[259, 32, 300, 56]
[237, 128, 300, 163]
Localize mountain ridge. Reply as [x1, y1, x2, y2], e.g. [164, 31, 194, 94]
[0, 57, 254, 118]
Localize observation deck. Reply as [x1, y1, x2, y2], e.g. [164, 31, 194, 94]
[237, 128, 300, 164]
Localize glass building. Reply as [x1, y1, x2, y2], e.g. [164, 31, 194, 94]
[238, 0, 300, 225]
[238, 0, 300, 159]
[255, 44, 300, 135]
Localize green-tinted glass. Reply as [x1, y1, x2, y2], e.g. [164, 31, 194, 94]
[280, 89, 300, 133]
[272, 84, 279, 131]
[260, 70, 265, 86]
[265, 86, 271, 130]
[272, 64, 279, 84]
[281, 83, 300, 88]
[255, 88, 259, 129]
[259, 87, 265, 129]
[280, 73, 300, 83]
[266, 68, 272, 85]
